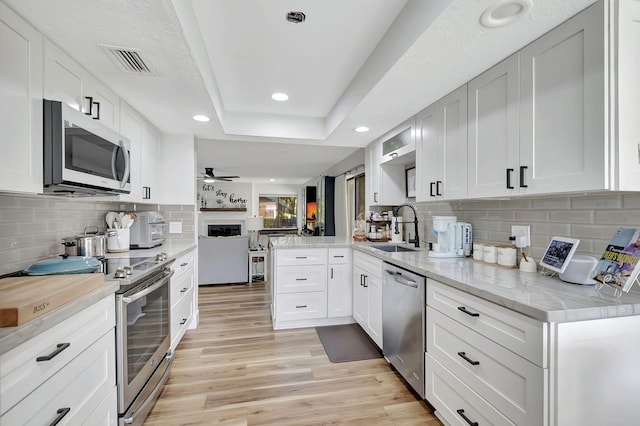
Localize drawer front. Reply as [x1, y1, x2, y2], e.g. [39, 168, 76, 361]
[427, 280, 546, 366]
[425, 354, 515, 426]
[2, 329, 116, 425]
[427, 307, 544, 426]
[0, 295, 115, 415]
[276, 265, 327, 294]
[276, 248, 327, 266]
[353, 251, 382, 278]
[328, 248, 351, 264]
[276, 291, 327, 321]
[173, 250, 195, 278]
[171, 290, 193, 343]
[171, 263, 194, 307]
[82, 386, 117, 426]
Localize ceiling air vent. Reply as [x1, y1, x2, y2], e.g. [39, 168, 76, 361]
[286, 11, 306, 24]
[99, 44, 156, 75]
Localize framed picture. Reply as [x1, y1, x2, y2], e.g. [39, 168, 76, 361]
[405, 167, 416, 197]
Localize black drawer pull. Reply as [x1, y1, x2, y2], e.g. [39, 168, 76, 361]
[37, 343, 70, 362]
[506, 168, 514, 189]
[180, 262, 188, 267]
[436, 180, 442, 196]
[333, 255, 344, 258]
[50, 407, 71, 426]
[360, 274, 364, 286]
[458, 351, 480, 366]
[295, 278, 308, 281]
[295, 256, 307, 259]
[519, 165, 528, 188]
[295, 305, 307, 309]
[456, 409, 478, 426]
[430, 181, 435, 197]
[180, 287, 188, 293]
[330, 267, 334, 279]
[180, 318, 188, 325]
[457, 306, 479, 317]
[363, 275, 368, 288]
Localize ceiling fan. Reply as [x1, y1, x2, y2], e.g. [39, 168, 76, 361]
[198, 167, 240, 183]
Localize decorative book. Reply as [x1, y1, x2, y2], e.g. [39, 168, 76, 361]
[594, 228, 640, 293]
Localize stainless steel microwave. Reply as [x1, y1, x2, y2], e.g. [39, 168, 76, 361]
[43, 99, 131, 196]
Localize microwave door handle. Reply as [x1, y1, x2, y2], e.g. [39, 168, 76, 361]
[118, 139, 130, 189]
[121, 270, 174, 304]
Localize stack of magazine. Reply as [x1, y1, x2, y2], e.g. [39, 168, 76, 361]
[594, 228, 640, 293]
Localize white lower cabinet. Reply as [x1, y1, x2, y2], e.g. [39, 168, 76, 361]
[0, 295, 116, 425]
[272, 248, 354, 329]
[352, 251, 382, 348]
[425, 280, 545, 426]
[170, 249, 195, 350]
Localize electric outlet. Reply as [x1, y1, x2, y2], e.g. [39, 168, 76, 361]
[511, 225, 530, 247]
[169, 221, 182, 234]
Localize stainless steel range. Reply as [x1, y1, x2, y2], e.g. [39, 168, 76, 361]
[108, 253, 174, 426]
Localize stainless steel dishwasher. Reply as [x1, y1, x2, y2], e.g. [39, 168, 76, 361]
[382, 262, 426, 398]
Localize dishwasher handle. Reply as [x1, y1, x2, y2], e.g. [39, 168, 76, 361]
[385, 269, 418, 288]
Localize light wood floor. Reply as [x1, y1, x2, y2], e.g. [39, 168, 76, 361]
[145, 282, 443, 426]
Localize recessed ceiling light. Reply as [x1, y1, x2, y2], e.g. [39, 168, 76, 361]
[480, 0, 531, 28]
[354, 126, 370, 133]
[272, 92, 289, 101]
[269, 178, 276, 182]
[193, 114, 210, 122]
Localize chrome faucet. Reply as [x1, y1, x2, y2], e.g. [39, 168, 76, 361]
[392, 204, 420, 248]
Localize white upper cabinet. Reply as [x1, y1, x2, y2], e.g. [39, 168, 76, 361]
[379, 122, 415, 165]
[416, 85, 468, 201]
[141, 124, 159, 202]
[159, 134, 196, 205]
[44, 40, 120, 132]
[467, 54, 520, 198]
[519, 1, 605, 194]
[118, 102, 143, 202]
[0, 3, 43, 194]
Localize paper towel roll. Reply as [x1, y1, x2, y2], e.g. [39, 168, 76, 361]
[391, 217, 403, 243]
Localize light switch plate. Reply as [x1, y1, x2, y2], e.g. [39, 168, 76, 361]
[511, 225, 530, 247]
[169, 221, 182, 234]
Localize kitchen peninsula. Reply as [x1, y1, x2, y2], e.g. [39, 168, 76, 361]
[269, 236, 640, 425]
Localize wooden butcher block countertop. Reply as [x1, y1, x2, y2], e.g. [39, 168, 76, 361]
[0, 274, 104, 327]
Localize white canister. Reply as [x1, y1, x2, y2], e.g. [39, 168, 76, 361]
[107, 228, 130, 252]
[472, 243, 484, 261]
[520, 256, 537, 272]
[483, 244, 497, 263]
[497, 245, 517, 267]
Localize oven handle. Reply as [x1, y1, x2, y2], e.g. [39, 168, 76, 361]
[122, 270, 174, 304]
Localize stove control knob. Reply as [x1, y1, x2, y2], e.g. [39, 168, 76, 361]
[155, 253, 167, 261]
[114, 269, 126, 278]
[123, 266, 133, 275]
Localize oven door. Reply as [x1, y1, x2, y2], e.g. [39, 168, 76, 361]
[116, 269, 173, 413]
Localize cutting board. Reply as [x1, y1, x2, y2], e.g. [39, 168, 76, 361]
[0, 274, 104, 327]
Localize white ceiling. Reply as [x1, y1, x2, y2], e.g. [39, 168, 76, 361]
[4, 0, 597, 184]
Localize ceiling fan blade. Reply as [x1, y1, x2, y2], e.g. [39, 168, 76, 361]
[216, 175, 240, 179]
[216, 177, 232, 181]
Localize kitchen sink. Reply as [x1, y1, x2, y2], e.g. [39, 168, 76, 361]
[370, 244, 418, 253]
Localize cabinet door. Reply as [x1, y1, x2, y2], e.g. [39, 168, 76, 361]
[118, 102, 143, 202]
[468, 54, 520, 198]
[440, 85, 468, 200]
[416, 103, 439, 201]
[519, 1, 605, 194]
[141, 125, 159, 202]
[328, 263, 352, 318]
[352, 266, 368, 327]
[84, 78, 120, 131]
[366, 273, 383, 348]
[159, 134, 196, 204]
[0, 4, 43, 194]
[365, 140, 381, 207]
[44, 39, 84, 112]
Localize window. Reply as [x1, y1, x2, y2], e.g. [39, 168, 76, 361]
[259, 195, 298, 228]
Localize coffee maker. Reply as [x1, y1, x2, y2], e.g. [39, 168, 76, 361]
[429, 216, 472, 258]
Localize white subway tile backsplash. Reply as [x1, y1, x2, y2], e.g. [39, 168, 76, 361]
[571, 195, 622, 209]
[515, 210, 550, 222]
[486, 210, 516, 221]
[531, 223, 571, 236]
[623, 194, 640, 208]
[594, 210, 640, 225]
[549, 210, 594, 223]
[501, 199, 533, 209]
[531, 197, 571, 210]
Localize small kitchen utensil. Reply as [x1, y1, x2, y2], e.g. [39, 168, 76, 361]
[105, 211, 118, 229]
[121, 214, 133, 229]
[24, 255, 101, 275]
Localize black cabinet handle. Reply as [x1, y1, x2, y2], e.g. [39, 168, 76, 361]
[506, 168, 514, 189]
[457, 306, 479, 317]
[84, 96, 94, 116]
[360, 274, 364, 286]
[180, 287, 188, 293]
[295, 256, 307, 259]
[180, 262, 188, 267]
[143, 186, 151, 199]
[363, 275, 368, 288]
[295, 278, 308, 281]
[436, 180, 442, 196]
[49, 407, 71, 426]
[180, 318, 187, 325]
[93, 101, 100, 120]
[295, 305, 307, 309]
[373, 192, 379, 203]
[430, 182, 435, 197]
[333, 255, 344, 258]
[330, 267, 334, 279]
[458, 351, 480, 366]
[37, 343, 70, 362]
[456, 409, 478, 426]
[520, 165, 528, 188]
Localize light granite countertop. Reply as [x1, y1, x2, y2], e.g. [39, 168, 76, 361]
[270, 236, 640, 323]
[0, 243, 196, 355]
